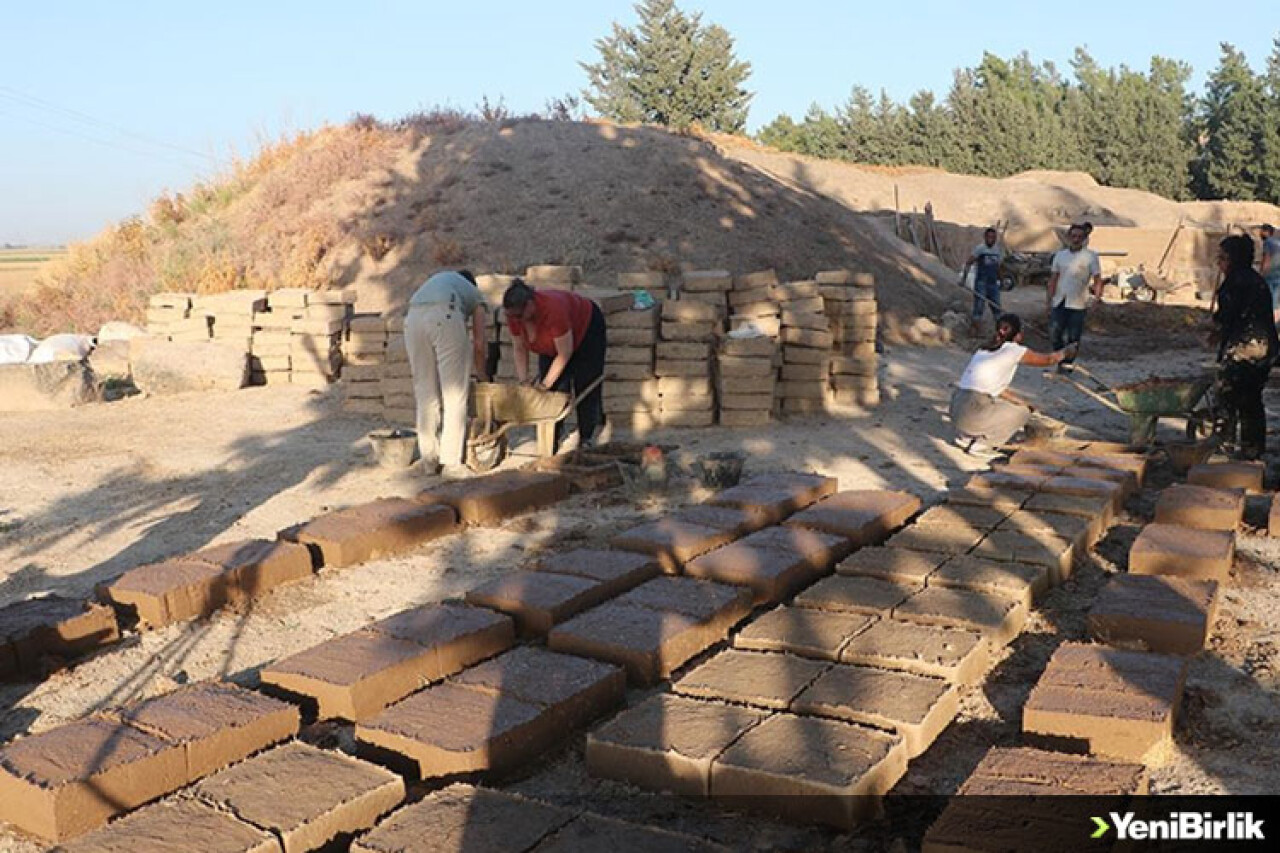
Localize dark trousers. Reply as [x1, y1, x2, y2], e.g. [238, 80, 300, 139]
[1050, 305, 1086, 364]
[972, 279, 1001, 321]
[539, 304, 607, 447]
[1217, 358, 1271, 458]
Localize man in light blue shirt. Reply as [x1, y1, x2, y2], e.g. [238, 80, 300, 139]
[405, 269, 488, 476]
[961, 227, 1003, 335]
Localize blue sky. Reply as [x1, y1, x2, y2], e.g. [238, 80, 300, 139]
[2, 0, 1277, 244]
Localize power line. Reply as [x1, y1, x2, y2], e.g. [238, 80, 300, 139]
[0, 104, 208, 167]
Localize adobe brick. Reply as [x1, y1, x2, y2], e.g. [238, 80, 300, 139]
[969, 529, 1076, 585]
[547, 601, 721, 685]
[1129, 523, 1235, 582]
[926, 555, 1048, 610]
[0, 717, 186, 840]
[1021, 490, 1114, 532]
[1039, 475, 1125, 512]
[997, 507, 1099, 549]
[465, 572, 609, 636]
[1187, 460, 1265, 493]
[708, 472, 839, 523]
[530, 548, 661, 598]
[53, 797, 279, 853]
[944, 485, 1028, 513]
[883, 524, 985, 556]
[793, 575, 918, 616]
[111, 681, 298, 782]
[282, 499, 457, 567]
[104, 559, 232, 629]
[893, 586, 1027, 645]
[674, 648, 830, 709]
[586, 693, 767, 797]
[734, 605, 876, 661]
[367, 602, 514, 674]
[610, 518, 735, 572]
[912, 503, 1009, 531]
[669, 503, 773, 536]
[684, 537, 827, 605]
[1154, 483, 1244, 531]
[710, 713, 907, 830]
[451, 646, 625, 732]
[193, 742, 404, 853]
[613, 576, 754, 627]
[785, 489, 921, 545]
[193, 538, 314, 601]
[962, 745, 1148, 794]
[839, 620, 989, 685]
[793, 663, 958, 757]
[836, 545, 948, 584]
[0, 596, 119, 675]
[1088, 574, 1219, 655]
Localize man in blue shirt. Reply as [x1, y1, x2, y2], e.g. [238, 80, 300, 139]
[1258, 224, 1280, 322]
[961, 227, 1003, 335]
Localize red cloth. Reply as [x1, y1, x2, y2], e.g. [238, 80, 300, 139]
[507, 289, 593, 357]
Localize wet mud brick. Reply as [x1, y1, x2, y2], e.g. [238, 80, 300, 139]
[0, 596, 119, 676]
[707, 471, 839, 524]
[710, 713, 907, 830]
[668, 503, 773, 536]
[969, 529, 1076, 586]
[793, 574, 919, 616]
[586, 693, 767, 796]
[1039, 475, 1125, 513]
[1010, 447, 1149, 486]
[452, 646, 625, 733]
[530, 548, 661, 598]
[260, 604, 513, 720]
[53, 797, 280, 853]
[1154, 483, 1245, 531]
[839, 620, 989, 685]
[417, 470, 570, 525]
[674, 648, 830, 709]
[997, 506, 1099, 548]
[1088, 574, 1219, 655]
[1021, 490, 1114, 533]
[1023, 642, 1188, 762]
[784, 489, 921, 545]
[281, 498, 458, 567]
[0, 717, 186, 841]
[944, 484, 1028, 513]
[103, 558, 234, 629]
[532, 813, 731, 853]
[965, 470, 1048, 494]
[465, 572, 612, 636]
[193, 538, 314, 600]
[351, 783, 576, 853]
[549, 601, 726, 686]
[613, 576, 754, 627]
[882, 523, 986, 556]
[963, 744, 1149, 794]
[892, 586, 1027, 645]
[610, 518, 736, 572]
[734, 605, 876, 661]
[111, 682, 299, 782]
[912, 503, 1010, 532]
[925, 555, 1048, 610]
[836, 546, 948, 585]
[1129, 523, 1235, 582]
[793, 663, 958, 757]
[1187, 460, 1265, 493]
[193, 742, 404, 853]
[684, 527, 847, 603]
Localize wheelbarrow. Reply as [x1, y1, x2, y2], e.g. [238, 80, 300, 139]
[465, 376, 605, 472]
[1053, 368, 1215, 446]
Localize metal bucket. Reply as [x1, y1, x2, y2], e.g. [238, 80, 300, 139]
[369, 428, 418, 468]
[698, 451, 746, 489]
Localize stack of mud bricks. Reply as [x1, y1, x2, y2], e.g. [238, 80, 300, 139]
[342, 313, 389, 414]
[717, 333, 778, 427]
[728, 268, 782, 337]
[655, 274, 726, 428]
[145, 292, 206, 341]
[290, 288, 353, 388]
[249, 288, 308, 385]
[195, 291, 267, 358]
[382, 317, 410, 425]
[820, 270, 880, 408]
[775, 278, 833, 417]
[605, 271, 663, 434]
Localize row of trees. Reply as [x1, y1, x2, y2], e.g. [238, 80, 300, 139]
[583, 1, 1280, 203]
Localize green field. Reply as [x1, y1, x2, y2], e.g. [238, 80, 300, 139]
[0, 247, 67, 293]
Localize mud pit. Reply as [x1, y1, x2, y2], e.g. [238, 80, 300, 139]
[3, 316, 1280, 850]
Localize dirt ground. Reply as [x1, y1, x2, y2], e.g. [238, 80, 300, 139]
[2, 295, 1280, 851]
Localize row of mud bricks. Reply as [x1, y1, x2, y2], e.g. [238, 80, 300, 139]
[922, 449, 1268, 849]
[0, 446, 639, 682]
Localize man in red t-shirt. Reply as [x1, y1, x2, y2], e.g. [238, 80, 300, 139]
[503, 279, 608, 449]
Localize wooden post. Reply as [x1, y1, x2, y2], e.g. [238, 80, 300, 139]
[894, 184, 902, 240]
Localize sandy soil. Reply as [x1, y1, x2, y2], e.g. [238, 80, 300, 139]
[2, 296, 1279, 851]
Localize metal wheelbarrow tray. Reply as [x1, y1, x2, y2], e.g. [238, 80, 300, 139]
[466, 378, 602, 471]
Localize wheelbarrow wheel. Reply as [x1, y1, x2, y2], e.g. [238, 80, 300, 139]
[466, 433, 507, 473]
[1186, 408, 1215, 441]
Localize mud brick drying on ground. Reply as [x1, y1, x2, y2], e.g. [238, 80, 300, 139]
[835, 546, 950, 585]
[710, 712, 906, 830]
[259, 603, 513, 721]
[350, 783, 576, 853]
[610, 518, 737, 572]
[883, 523, 988, 556]
[548, 578, 752, 684]
[837, 619, 989, 685]
[675, 648, 830, 710]
[793, 574, 919, 616]
[1128, 522, 1235, 581]
[998, 506, 1100, 548]
[417, 470, 570, 525]
[354, 647, 623, 778]
[465, 572, 615, 636]
[1088, 574, 1219, 654]
[1187, 460, 1265, 493]
[911, 503, 1010, 532]
[734, 604, 876, 660]
[192, 741, 404, 853]
[528, 548, 662, 597]
[0, 596, 119, 679]
[784, 489, 920, 544]
[707, 472, 838, 523]
[1154, 483, 1245, 530]
[1023, 642, 1188, 763]
[969, 528, 1077, 585]
[281, 498, 457, 568]
[0, 716, 188, 841]
[892, 585, 1027, 644]
[684, 526, 848, 604]
[669, 503, 774, 537]
[53, 796, 281, 853]
[923, 747, 1147, 852]
[926, 554, 1048, 609]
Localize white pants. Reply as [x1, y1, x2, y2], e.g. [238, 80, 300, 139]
[405, 303, 470, 466]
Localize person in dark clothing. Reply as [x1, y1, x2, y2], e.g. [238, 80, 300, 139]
[502, 278, 608, 451]
[1211, 234, 1279, 459]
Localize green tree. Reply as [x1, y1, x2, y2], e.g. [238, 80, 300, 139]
[758, 104, 844, 158]
[1193, 43, 1269, 200]
[581, 0, 753, 132]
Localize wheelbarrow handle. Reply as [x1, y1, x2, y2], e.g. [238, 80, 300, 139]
[1049, 371, 1127, 415]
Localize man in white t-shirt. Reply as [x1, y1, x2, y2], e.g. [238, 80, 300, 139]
[1047, 224, 1102, 371]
